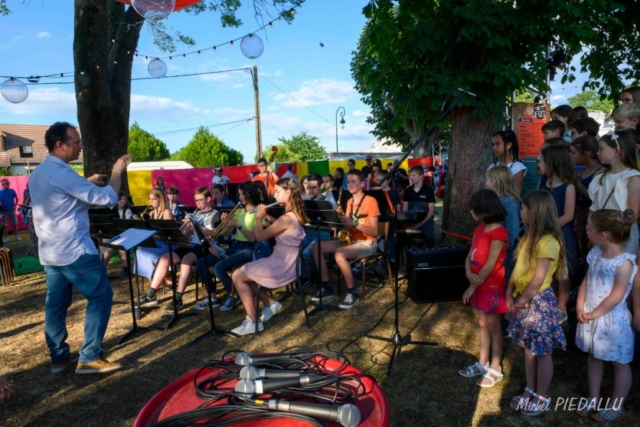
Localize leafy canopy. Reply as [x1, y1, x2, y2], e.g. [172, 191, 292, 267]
[260, 131, 328, 162]
[567, 90, 616, 114]
[173, 127, 243, 167]
[127, 122, 170, 162]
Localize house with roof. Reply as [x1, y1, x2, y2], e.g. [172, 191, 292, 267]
[0, 124, 83, 175]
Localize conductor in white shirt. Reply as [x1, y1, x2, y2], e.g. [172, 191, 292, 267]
[30, 122, 132, 375]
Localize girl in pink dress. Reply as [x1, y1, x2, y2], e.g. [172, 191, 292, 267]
[231, 178, 308, 335]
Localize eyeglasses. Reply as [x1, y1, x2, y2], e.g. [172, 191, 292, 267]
[194, 198, 206, 202]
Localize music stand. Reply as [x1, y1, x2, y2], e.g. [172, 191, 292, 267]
[17, 204, 37, 268]
[148, 219, 199, 330]
[303, 200, 342, 316]
[100, 225, 162, 344]
[186, 215, 237, 346]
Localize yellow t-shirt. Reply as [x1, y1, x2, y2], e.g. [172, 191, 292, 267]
[512, 234, 560, 297]
[235, 210, 257, 242]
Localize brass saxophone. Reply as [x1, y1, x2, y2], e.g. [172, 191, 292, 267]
[208, 202, 243, 242]
[132, 205, 152, 220]
[336, 187, 351, 247]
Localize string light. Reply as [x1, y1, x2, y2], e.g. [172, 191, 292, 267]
[230, 40, 234, 47]
[197, 50, 201, 55]
[169, 56, 173, 60]
[269, 22, 273, 28]
[213, 46, 217, 52]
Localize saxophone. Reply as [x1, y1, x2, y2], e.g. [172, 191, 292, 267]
[336, 187, 351, 247]
[132, 205, 152, 220]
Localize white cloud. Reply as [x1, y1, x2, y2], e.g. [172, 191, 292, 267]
[130, 94, 211, 120]
[352, 110, 366, 116]
[273, 79, 356, 107]
[551, 95, 564, 101]
[36, 31, 51, 39]
[274, 70, 283, 77]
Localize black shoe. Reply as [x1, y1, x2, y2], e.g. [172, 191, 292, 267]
[165, 298, 183, 312]
[139, 294, 158, 307]
[310, 288, 335, 302]
[339, 293, 360, 309]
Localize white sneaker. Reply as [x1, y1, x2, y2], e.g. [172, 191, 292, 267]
[260, 301, 282, 322]
[15, 236, 21, 241]
[231, 316, 264, 336]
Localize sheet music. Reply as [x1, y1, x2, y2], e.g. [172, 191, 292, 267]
[108, 228, 158, 251]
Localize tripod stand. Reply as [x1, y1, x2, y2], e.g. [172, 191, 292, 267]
[366, 89, 469, 375]
[17, 204, 36, 268]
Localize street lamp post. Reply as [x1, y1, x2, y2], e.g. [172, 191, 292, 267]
[335, 106, 346, 155]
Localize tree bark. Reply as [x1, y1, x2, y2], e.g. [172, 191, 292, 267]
[74, 1, 143, 191]
[441, 107, 497, 245]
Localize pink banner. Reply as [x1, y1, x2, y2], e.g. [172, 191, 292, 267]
[0, 176, 30, 232]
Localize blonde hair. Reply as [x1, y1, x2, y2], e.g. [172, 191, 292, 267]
[517, 190, 568, 280]
[613, 103, 640, 121]
[276, 178, 310, 225]
[487, 165, 521, 201]
[149, 188, 168, 212]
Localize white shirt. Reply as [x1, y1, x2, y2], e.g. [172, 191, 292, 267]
[487, 160, 528, 177]
[29, 155, 118, 266]
[212, 175, 230, 187]
[281, 170, 299, 183]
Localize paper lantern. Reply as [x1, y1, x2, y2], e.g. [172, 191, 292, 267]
[118, 0, 203, 18]
[148, 58, 167, 78]
[240, 34, 264, 59]
[1, 78, 28, 103]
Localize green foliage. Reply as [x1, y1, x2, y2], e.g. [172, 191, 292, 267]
[174, 127, 243, 167]
[128, 122, 170, 162]
[260, 132, 328, 162]
[567, 90, 616, 114]
[0, 0, 9, 16]
[515, 89, 537, 103]
[185, 0, 305, 28]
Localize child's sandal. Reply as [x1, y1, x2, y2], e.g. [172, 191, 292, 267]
[522, 391, 551, 417]
[510, 387, 534, 411]
[476, 367, 504, 388]
[576, 397, 597, 417]
[457, 361, 488, 378]
[591, 406, 625, 423]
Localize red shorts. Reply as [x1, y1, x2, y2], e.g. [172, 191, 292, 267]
[470, 289, 507, 315]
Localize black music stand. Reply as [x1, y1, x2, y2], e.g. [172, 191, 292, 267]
[187, 215, 237, 346]
[303, 200, 342, 316]
[148, 220, 199, 330]
[100, 226, 162, 344]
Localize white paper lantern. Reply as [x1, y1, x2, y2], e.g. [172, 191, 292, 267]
[241, 34, 264, 59]
[148, 58, 167, 78]
[131, 0, 176, 21]
[1, 78, 28, 103]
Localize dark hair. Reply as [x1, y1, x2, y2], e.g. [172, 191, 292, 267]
[323, 174, 334, 182]
[540, 145, 584, 195]
[621, 87, 640, 103]
[195, 187, 211, 198]
[470, 189, 507, 224]
[372, 159, 382, 169]
[257, 157, 268, 165]
[156, 176, 165, 185]
[117, 191, 131, 207]
[212, 184, 226, 194]
[287, 163, 294, 171]
[166, 186, 179, 195]
[44, 122, 76, 152]
[572, 106, 589, 120]
[541, 120, 566, 135]
[347, 159, 356, 166]
[307, 173, 323, 186]
[597, 130, 640, 184]
[428, 166, 436, 172]
[238, 181, 262, 206]
[571, 135, 599, 160]
[386, 162, 393, 167]
[492, 130, 520, 162]
[346, 169, 364, 182]
[253, 180, 269, 201]
[408, 165, 424, 175]
[572, 117, 599, 137]
[590, 209, 636, 244]
[275, 177, 310, 224]
[551, 104, 576, 127]
[335, 167, 345, 177]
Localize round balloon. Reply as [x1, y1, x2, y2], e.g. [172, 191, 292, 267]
[240, 34, 264, 59]
[1, 78, 28, 104]
[130, 0, 176, 21]
[118, 0, 203, 14]
[148, 58, 168, 78]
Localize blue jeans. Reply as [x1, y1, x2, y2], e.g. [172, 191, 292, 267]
[44, 254, 113, 364]
[301, 230, 331, 277]
[197, 241, 254, 295]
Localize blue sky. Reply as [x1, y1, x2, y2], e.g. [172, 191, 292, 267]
[0, 0, 587, 162]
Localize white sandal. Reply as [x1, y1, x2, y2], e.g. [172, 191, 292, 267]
[458, 361, 488, 378]
[476, 366, 504, 388]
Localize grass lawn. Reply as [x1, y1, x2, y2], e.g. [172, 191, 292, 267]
[1, 230, 639, 426]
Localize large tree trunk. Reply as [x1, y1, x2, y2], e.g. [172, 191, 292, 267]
[74, 1, 143, 191]
[441, 107, 497, 245]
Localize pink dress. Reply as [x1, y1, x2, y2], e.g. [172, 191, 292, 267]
[240, 212, 305, 288]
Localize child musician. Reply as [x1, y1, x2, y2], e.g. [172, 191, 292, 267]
[403, 165, 436, 248]
[312, 169, 380, 309]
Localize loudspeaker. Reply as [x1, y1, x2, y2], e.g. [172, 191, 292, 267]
[406, 246, 470, 303]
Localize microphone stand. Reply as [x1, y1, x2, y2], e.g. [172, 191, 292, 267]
[367, 91, 466, 375]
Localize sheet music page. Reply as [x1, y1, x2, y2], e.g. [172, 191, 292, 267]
[108, 228, 157, 250]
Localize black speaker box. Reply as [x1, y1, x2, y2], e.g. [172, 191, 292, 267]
[406, 246, 470, 303]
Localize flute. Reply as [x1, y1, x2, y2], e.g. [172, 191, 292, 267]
[248, 202, 283, 214]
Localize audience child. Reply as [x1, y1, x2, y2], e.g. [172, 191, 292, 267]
[613, 103, 640, 132]
[155, 176, 167, 195]
[538, 144, 581, 323]
[573, 105, 589, 120]
[458, 190, 508, 388]
[570, 117, 600, 141]
[508, 191, 567, 416]
[487, 130, 527, 194]
[541, 120, 566, 141]
[620, 86, 640, 104]
[551, 105, 576, 143]
[576, 209, 637, 422]
[299, 174, 309, 199]
[588, 131, 640, 255]
[570, 136, 604, 270]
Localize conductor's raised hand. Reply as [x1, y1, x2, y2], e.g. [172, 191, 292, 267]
[87, 174, 108, 186]
[112, 154, 133, 175]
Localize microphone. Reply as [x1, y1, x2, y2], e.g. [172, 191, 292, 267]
[262, 400, 361, 427]
[239, 366, 307, 380]
[454, 87, 484, 100]
[234, 374, 324, 396]
[235, 351, 311, 366]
